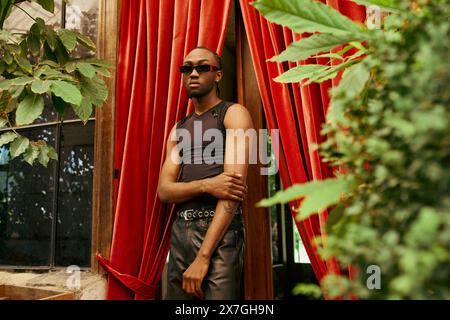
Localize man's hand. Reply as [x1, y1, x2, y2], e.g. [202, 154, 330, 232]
[203, 172, 247, 201]
[182, 255, 210, 299]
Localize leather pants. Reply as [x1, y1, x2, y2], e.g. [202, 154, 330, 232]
[166, 213, 245, 300]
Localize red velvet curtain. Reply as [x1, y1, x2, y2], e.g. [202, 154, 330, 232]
[97, 0, 232, 300]
[239, 0, 366, 282]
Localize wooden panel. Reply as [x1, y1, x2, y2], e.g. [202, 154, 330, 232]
[0, 285, 75, 300]
[91, 0, 121, 273]
[236, 3, 274, 300]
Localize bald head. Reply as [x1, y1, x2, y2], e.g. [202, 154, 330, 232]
[184, 47, 222, 70]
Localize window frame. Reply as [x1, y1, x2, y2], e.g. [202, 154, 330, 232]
[0, 0, 119, 273]
[89, 0, 120, 274]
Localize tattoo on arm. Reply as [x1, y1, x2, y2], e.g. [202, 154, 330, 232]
[222, 201, 236, 215]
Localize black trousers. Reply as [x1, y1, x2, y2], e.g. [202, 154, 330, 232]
[166, 213, 245, 300]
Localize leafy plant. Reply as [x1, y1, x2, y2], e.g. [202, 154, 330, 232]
[254, 0, 450, 299]
[0, 0, 111, 167]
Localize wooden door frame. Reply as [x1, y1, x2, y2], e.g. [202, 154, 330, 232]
[235, 2, 274, 300]
[90, 0, 121, 273]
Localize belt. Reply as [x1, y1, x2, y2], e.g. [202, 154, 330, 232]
[178, 208, 215, 220]
[177, 206, 243, 221]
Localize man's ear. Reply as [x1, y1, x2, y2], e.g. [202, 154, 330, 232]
[216, 70, 223, 82]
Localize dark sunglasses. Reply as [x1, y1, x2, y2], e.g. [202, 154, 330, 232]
[179, 64, 220, 75]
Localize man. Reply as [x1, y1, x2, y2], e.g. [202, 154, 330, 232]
[157, 47, 254, 300]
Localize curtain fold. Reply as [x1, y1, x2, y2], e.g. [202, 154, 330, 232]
[239, 0, 366, 283]
[98, 0, 232, 300]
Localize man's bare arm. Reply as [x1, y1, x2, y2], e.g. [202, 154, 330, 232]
[157, 124, 205, 203]
[157, 124, 247, 204]
[182, 104, 254, 298]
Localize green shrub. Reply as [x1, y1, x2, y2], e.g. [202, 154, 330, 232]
[0, 0, 111, 166]
[255, 0, 450, 299]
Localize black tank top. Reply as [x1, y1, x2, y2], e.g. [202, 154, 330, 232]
[175, 100, 236, 212]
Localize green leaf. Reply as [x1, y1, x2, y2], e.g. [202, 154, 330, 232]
[95, 67, 111, 77]
[0, 30, 11, 41]
[35, 65, 62, 78]
[293, 283, 323, 299]
[64, 61, 77, 73]
[304, 58, 359, 85]
[10, 136, 30, 159]
[10, 85, 24, 98]
[44, 29, 58, 51]
[257, 177, 355, 220]
[27, 22, 42, 56]
[19, 38, 28, 55]
[50, 80, 82, 106]
[11, 77, 34, 86]
[47, 145, 58, 160]
[16, 94, 45, 125]
[270, 33, 365, 62]
[313, 52, 345, 60]
[72, 97, 93, 123]
[54, 38, 70, 64]
[349, 41, 367, 51]
[84, 59, 114, 69]
[325, 203, 345, 234]
[37, 0, 55, 13]
[31, 80, 52, 94]
[80, 77, 108, 107]
[405, 208, 441, 246]
[4, 51, 13, 65]
[35, 17, 46, 30]
[76, 33, 96, 51]
[1, 95, 17, 113]
[6, 62, 17, 73]
[332, 62, 370, 98]
[274, 64, 327, 83]
[58, 29, 77, 52]
[23, 143, 40, 165]
[351, 0, 400, 12]
[38, 144, 51, 167]
[0, 117, 7, 129]
[7, 43, 21, 55]
[385, 117, 416, 138]
[0, 131, 18, 147]
[327, 61, 370, 123]
[14, 56, 33, 74]
[40, 60, 60, 68]
[0, 79, 12, 91]
[76, 62, 96, 79]
[252, 0, 363, 35]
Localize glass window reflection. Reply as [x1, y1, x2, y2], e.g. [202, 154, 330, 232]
[3, 1, 63, 35]
[0, 128, 57, 266]
[56, 122, 94, 267]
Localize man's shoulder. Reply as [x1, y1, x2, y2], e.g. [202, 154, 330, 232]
[223, 103, 252, 129]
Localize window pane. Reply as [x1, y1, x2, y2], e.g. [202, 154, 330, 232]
[3, 1, 62, 34]
[65, 0, 99, 58]
[64, 0, 100, 121]
[0, 127, 57, 266]
[55, 121, 94, 267]
[293, 220, 310, 264]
